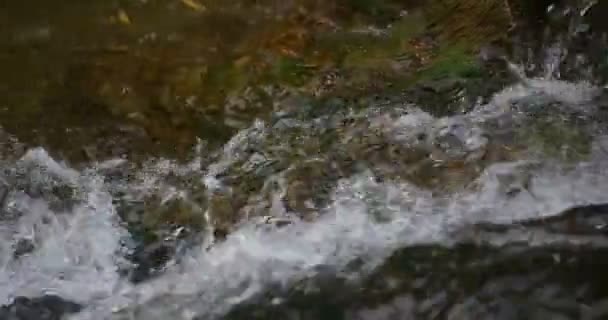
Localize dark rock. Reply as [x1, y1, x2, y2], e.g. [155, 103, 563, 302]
[128, 241, 174, 283]
[584, 0, 608, 35]
[12, 238, 35, 259]
[0, 178, 8, 211]
[0, 295, 82, 320]
[585, 298, 608, 319]
[478, 45, 507, 64]
[507, 0, 559, 29]
[125, 229, 202, 284]
[473, 203, 608, 236]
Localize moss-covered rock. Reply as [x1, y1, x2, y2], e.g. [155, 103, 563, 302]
[0, 0, 519, 164]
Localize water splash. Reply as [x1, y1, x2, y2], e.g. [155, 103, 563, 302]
[75, 156, 608, 319]
[0, 148, 129, 305]
[80, 79, 608, 318]
[0, 73, 607, 319]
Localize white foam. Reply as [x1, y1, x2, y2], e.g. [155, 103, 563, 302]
[72, 153, 608, 320]
[0, 77, 606, 320]
[0, 149, 129, 305]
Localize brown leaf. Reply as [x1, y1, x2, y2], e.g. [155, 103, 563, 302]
[234, 56, 252, 68]
[117, 9, 131, 25]
[180, 0, 206, 12]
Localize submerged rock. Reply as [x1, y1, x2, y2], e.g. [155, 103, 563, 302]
[224, 244, 608, 320]
[0, 296, 82, 320]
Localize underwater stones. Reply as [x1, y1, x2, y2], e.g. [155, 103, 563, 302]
[0, 296, 82, 320]
[207, 190, 239, 234]
[493, 166, 535, 199]
[500, 91, 594, 161]
[430, 116, 488, 163]
[383, 109, 434, 149]
[326, 105, 490, 190]
[283, 159, 339, 219]
[471, 161, 538, 199]
[135, 195, 205, 233]
[224, 87, 271, 130]
[118, 196, 204, 282]
[508, 92, 561, 115]
[370, 107, 487, 166]
[524, 117, 591, 161]
[241, 152, 276, 176]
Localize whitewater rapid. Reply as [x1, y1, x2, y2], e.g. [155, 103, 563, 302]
[1, 77, 608, 320]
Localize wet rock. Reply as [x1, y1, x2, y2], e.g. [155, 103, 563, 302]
[478, 45, 507, 64]
[207, 191, 239, 234]
[585, 298, 608, 319]
[224, 244, 608, 320]
[0, 158, 81, 213]
[127, 241, 175, 283]
[283, 160, 340, 220]
[417, 291, 448, 316]
[12, 238, 35, 259]
[350, 295, 416, 320]
[0, 178, 8, 211]
[430, 116, 488, 163]
[123, 222, 201, 283]
[512, 0, 557, 21]
[583, 0, 608, 35]
[475, 203, 608, 236]
[404, 79, 470, 116]
[141, 196, 205, 231]
[0, 296, 82, 320]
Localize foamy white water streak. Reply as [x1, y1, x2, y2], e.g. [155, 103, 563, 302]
[0, 77, 607, 319]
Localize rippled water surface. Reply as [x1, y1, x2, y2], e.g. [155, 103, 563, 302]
[2, 1, 608, 320]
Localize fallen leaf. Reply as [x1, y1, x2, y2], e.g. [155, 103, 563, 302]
[117, 9, 131, 25]
[234, 56, 252, 68]
[180, 0, 206, 12]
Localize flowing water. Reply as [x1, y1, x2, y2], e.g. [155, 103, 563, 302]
[2, 1, 608, 320]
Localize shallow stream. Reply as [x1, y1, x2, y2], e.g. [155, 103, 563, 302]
[2, 1, 608, 319]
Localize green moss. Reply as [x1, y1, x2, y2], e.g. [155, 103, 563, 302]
[340, 13, 426, 69]
[417, 44, 482, 80]
[522, 118, 592, 162]
[269, 57, 317, 86]
[204, 62, 250, 95]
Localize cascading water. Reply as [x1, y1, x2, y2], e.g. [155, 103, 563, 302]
[0, 74, 606, 319]
[2, 1, 608, 320]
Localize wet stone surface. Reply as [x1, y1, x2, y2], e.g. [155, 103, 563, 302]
[224, 243, 608, 320]
[0, 296, 82, 320]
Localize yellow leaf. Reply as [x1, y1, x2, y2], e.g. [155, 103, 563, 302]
[234, 56, 252, 68]
[117, 9, 131, 25]
[180, 0, 206, 12]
